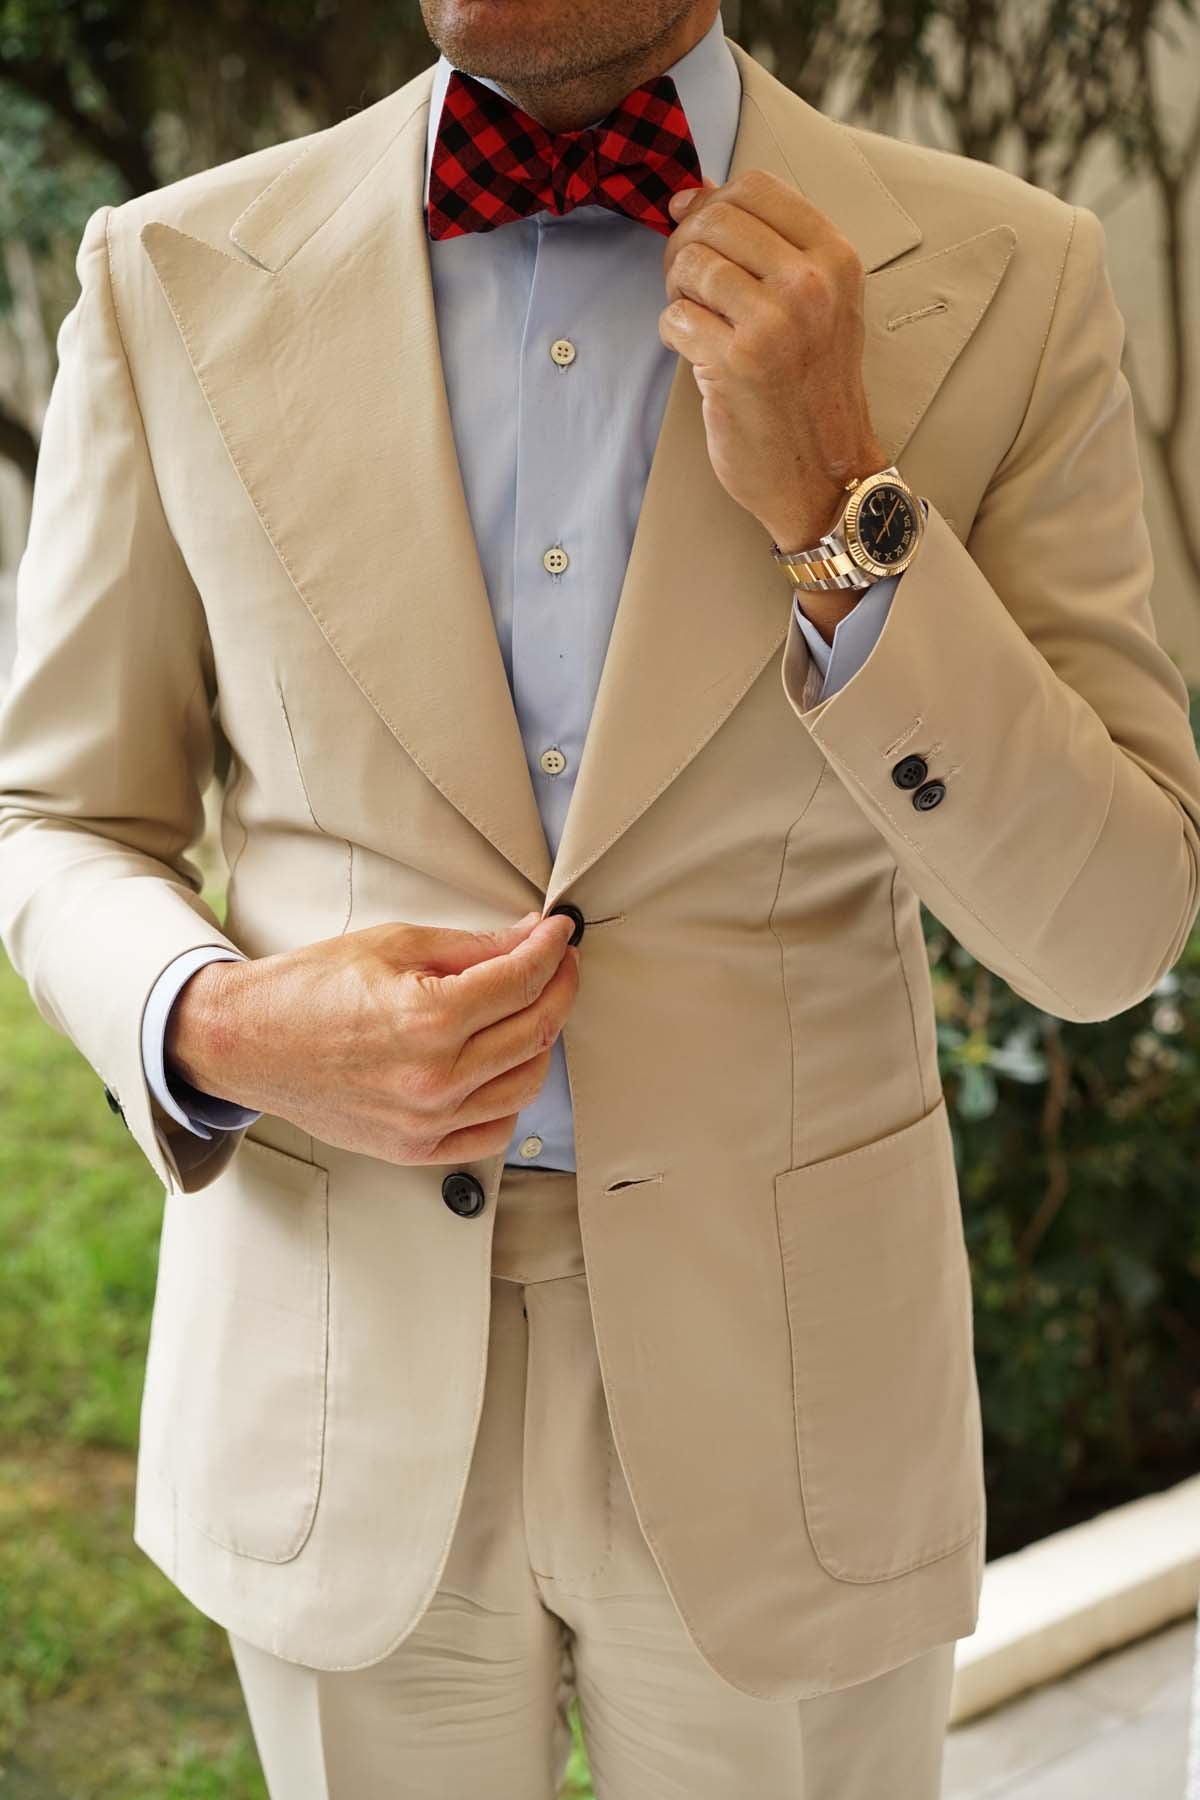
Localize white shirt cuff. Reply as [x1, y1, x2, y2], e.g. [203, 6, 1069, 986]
[791, 575, 901, 699]
[790, 498, 927, 699]
[141, 946, 263, 1138]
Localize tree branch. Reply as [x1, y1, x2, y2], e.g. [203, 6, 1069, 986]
[0, 400, 38, 486]
[1, 58, 156, 196]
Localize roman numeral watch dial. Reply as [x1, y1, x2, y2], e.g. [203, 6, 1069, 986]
[771, 466, 925, 592]
[844, 473, 923, 576]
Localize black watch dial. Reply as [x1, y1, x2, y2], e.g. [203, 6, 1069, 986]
[853, 484, 921, 567]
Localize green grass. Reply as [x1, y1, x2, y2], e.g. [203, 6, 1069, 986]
[0, 926, 272, 1796]
[0, 931, 594, 1797]
[0, 1440, 268, 1797]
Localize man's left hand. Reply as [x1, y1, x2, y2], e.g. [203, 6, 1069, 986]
[660, 169, 887, 555]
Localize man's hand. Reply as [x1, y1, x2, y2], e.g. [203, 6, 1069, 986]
[660, 169, 887, 553]
[164, 912, 580, 1167]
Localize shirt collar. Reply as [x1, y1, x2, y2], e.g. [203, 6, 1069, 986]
[423, 9, 742, 218]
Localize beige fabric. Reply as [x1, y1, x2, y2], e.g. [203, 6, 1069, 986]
[226, 1164, 957, 1800]
[1, 34, 1199, 1698]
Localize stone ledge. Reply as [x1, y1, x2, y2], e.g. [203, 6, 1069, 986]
[951, 1473, 1200, 1724]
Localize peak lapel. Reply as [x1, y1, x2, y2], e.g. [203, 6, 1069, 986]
[141, 68, 553, 896]
[140, 43, 1018, 917]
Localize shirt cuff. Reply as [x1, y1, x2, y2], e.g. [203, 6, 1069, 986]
[141, 946, 263, 1138]
[792, 575, 901, 699]
[790, 497, 927, 699]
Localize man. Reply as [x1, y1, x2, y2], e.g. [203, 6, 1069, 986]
[2, 0, 1198, 1791]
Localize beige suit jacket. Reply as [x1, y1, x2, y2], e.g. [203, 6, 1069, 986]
[2, 37, 1199, 1699]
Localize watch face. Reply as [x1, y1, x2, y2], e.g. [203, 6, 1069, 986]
[849, 482, 921, 569]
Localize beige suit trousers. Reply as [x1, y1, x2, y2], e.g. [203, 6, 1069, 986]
[227, 1165, 957, 1799]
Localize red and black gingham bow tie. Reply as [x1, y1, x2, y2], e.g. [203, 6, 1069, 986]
[427, 66, 703, 240]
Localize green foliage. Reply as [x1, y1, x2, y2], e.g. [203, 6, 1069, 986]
[0, 943, 266, 1790]
[0, 0, 435, 207]
[0, 934, 164, 1445]
[0, 87, 121, 250]
[0, 1438, 270, 1794]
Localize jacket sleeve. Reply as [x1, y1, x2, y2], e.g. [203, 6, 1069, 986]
[0, 203, 249, 1192]
[780, 203, 1200, 1023]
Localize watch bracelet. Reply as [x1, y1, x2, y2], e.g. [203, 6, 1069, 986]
[774, 544, 876, 591]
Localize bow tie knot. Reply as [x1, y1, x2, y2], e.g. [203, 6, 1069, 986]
[551, 130, 601, 216]
[427, 67, 703, 240]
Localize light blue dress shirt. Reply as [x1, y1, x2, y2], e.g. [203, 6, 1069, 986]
[142, 10, 897, 1165]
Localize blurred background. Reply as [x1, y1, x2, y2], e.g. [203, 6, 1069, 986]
[0, 2, 1197, 1796]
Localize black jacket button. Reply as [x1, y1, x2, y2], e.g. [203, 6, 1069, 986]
[442, 1171, 486, 1218]
[545, 903, 585, 945]
[912, 779, 946, 812]
[891, 754, 928, 790]
[104, 1084, 125, 1122]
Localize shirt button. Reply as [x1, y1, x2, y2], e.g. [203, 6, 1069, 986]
[543, 546, 570, 575]
[539, 747, 567, 777]
[518, 1134, 544, 1159]
[550, 338, 576, 367]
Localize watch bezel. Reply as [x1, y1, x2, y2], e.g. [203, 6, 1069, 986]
[841, 469, 923, 579]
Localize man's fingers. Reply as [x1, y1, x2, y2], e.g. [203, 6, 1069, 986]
[664, 242, 762, 328]
[453, 945, 580, 1087]
[444, 1046, 554, 1132]
[428, 1113, 522, 1164]
[406, 911, 543, 978]
[436, 912, 577, 1035]
[659, 293, 735, 364]
[669, 168, 843, 257]
[664, 193, 785, 286]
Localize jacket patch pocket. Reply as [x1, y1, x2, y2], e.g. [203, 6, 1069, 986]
[774, 1095, 983, 1583]
[149, 1134, 330, 1563]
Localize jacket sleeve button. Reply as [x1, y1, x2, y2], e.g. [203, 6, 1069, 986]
[912, 779, 946, 812]
[103, 1084, 126, 1124]
[891, 754, 928, 790]
[442, 1171, 487, 1217]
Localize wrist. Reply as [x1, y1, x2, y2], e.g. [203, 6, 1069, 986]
[165, 958, 250, 1099]
[795, 590, 859, 646]
[762, 483, 846, 556]
[763, 442, 889, 554]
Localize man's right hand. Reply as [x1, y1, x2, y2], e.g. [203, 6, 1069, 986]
[163, 911, 580, 1166]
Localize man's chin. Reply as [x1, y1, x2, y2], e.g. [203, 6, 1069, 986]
[430, 3, 553, 69]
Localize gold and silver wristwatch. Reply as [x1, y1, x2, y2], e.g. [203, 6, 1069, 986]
[772, 465, 924, 592]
